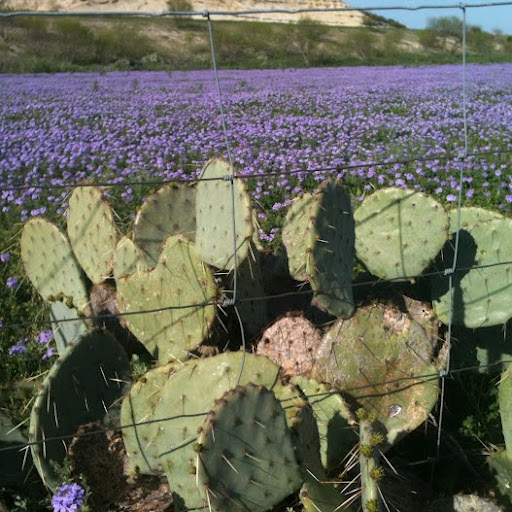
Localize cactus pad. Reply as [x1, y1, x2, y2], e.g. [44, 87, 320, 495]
[432, 207, 512, 328]
[196, 158, 253, 270]
[292, 376, 355, 471]
[28, 331, 130, 490]
[113, 236, 150, 279]
[20, 217, 89, 312]
[257, 314, 321, 377]
[116, 234, 217, 363]
[355, 187, 449, 281]
[67, 185, 119, 284]
[282, 181, 355, 318]
[0, 411, 31, 487]
[49, 301, 89, 355]
[196, 383, 302, 512]
[121, 352, 282, 510]
[133, 183, 196, 267]
[312, 303, 440, 445]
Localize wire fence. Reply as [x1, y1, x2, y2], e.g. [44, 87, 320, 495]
[1, 0, 512, 501]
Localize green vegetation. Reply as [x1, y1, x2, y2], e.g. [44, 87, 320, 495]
[0, 14, 511, 73]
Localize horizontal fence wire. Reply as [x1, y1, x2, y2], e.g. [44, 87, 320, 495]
[2, 148, 512, 192]
[1, 1, 511, 485]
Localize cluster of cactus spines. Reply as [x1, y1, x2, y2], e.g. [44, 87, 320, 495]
[49, 301, 89, 355]
[291, 376, 356, 471]
[116, 234, 218, 363]
[66, 185, 119, 284]
[113, 236, 150, 279]
[432, 206, 512, 328]
[357, 409, 385, 512]
[28, 331, 130, 490]
[282, 181, 355, 318]
[312, 303, 440, 445]
[133, 183, 196, 267]
[121, 353, 282, 509]
[0, 411, 31, 487]
[20, 217, 90, 312]
[290, 401, 352, 512]
[196, 157, 254, 270]
[354, 187, 449, 281]
[196, 383, 302, 512]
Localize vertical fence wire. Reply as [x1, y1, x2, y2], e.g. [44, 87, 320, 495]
[436, 5, 469, 461]
[205, 12, 247, 384]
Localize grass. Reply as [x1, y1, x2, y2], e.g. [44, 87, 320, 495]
[0, 15, 511, 73]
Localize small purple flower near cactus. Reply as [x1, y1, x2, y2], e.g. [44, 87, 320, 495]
[0, 253, 10, 263]
[51, 483, 86, 512]
[8, 339, 28, 356]
[42, 347, 56, 360]
[6, 277, 18, 289]
[37, 329, 53, 345]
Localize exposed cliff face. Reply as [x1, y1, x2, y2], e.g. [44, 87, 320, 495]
[5, 0, 366, 26]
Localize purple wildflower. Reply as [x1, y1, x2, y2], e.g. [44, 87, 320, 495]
[42, 347, 56, 360]
[37, 329, 53, 345]
[0, 253, 10, 263]
[6, 277, 18, 289]
[8, 339, 28, 356]
[446, 194, 458, 202]
[51, 483, 86, 512]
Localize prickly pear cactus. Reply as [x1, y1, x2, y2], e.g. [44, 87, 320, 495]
[28, 331, 130, 490]
[0, 411, 32, 487]
[67, 185, 119, 284]
[20, 217, 89, 312]
[133, 183, 196, 267]
[196, 383, 302, 512]
[290, 401, 352, 512]
[121, 352, 283, 510]
[312, 303, 440, 445]
[49, 301, 89, 355]
[195, 158, 254, 270]
[355, 187, 449, 281]
[282, 181, 355, 318]
[432, 207, 512, 328]
[257, 314, 322, 377]
[113, 236, 150, 279]
[291, 376, 356, 471]
[116, 234, 217, 363]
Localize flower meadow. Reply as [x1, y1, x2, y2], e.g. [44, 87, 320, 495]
[1, 63, 512, 377]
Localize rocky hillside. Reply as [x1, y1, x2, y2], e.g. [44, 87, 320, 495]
[5, 0, 367, 26]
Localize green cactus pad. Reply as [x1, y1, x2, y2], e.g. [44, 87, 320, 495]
[0, 411, 32, 487]
[49, 301, 89, 355]
[133, 183, 196, 267]
[20, 217, 89, 312]
[499, 363, 512, 453]
[432, 207, 512, 328]
[113, 236, 150, 279]
[121, 352, 283, 511]
[489, 451, 512, 508]
[282, 181, 355, 318]
[312, 303, 440, 445]
[290, 402, 351, 512]
[67, 185, 119, 284]
[28, 331, 130, 490]
[225, 243, 269, 337]
[196, 158, 254, 270]
[282, 192, 316, 281]
[196, 384, 302, 512]
[116, 234, 217, 363]
[292, 376, 356, 471]
[355, 187, 449, 281]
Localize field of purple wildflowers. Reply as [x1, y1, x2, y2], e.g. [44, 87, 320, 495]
[2, 63, 512, 379]
[1, 61, 512, 510]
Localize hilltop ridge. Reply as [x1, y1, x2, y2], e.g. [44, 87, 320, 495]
[5, 0, 366, 26]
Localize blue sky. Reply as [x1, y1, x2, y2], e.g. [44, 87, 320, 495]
[349, 1, 512, 35]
